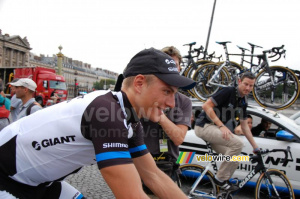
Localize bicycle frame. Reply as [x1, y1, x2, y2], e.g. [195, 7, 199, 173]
[186, 144, 294, 199]
[188, 142, 219, 198]
[207, 51, 274, 88]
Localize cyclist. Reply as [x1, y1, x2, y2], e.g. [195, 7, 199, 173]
[141, 46, 192, 186]
[0, 48, 195, 199]
[194, 72, 259, 190]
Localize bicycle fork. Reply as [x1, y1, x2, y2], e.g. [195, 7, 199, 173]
[263, 172, 281, 198]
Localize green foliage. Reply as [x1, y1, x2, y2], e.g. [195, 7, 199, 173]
[93, 79, 116, 90]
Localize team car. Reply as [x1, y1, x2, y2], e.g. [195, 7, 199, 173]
[179, 103, 300, 195]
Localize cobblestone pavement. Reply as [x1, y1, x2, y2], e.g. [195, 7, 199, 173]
[65, 165, 115, 199]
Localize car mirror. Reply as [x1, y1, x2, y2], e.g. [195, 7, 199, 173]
[276, 130, 294, 142]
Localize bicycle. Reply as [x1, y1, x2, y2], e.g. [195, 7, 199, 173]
[179, 142, 295, 199]
[179, 42, 213, 98]
[192, 43, 300, 109]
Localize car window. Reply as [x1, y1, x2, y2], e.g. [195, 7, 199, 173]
[250, 114, 278, 138]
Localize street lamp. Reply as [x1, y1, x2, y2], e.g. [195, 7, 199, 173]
[74, 77, 77, 97]
[103, 78, 107, 90]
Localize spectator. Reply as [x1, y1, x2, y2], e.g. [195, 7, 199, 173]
[50, 89, 59, 104]
[252, 118, 272, 137]
[0, 89, 11, 131]
[0, 48, 195, 198]
[9, 78, 42, 121]
[8, 78, 22, 122]
[140, 46, 192, 188]
[234, 115, 253, 135]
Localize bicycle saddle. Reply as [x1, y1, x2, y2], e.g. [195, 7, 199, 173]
[183, 42, 196, 46]
[248, 42, 263, 48]
[216, 41, 231, 45]
[236, 45, 249, 52]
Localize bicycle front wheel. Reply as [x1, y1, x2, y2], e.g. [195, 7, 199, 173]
[192, 63, 230, 102]
[255, 169, 295, 199]
[253, 66, 300, 110]
[184, 60, 212, 79]
[180, 164, 219, 198]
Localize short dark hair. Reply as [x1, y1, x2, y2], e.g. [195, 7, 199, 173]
[240, 72, 256, 81]
[247, 114, 252, 119]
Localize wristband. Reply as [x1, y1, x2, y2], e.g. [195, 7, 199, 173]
[218, 125, 225, 128]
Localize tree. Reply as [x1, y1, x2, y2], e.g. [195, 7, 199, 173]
[93, 79, 116, 90]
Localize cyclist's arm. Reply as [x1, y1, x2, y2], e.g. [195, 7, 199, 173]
[159, 114, 188, 146]
[133, 153, 188, 199]
[100, 164, 149, 199]
[240, 119, 258, 149]
[203, 98, 233, 140]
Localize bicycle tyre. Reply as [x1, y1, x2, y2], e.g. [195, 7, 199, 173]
[184, 60, 213, 99]
[192, 63, 230, 102]
[180, 164, 219, 197]
[184, 60, 212, 79]
[216, 61, 245, 87]
[255, 169, 295, 199]
[253, 66, 300, 110]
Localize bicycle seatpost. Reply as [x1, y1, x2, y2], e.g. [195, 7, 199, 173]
[236, 45, 249, 66]
[216, 41, 231, 62]
[248, 42, 263, 67]
[183, 42, 196, 58]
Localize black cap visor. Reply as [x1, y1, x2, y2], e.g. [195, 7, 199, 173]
[154, 73, 196, 90]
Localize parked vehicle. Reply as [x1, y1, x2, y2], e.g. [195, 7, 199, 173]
[180, 104, 300, 195]
[0, 67, 68, 106]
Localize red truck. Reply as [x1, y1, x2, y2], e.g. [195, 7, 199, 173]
[0, 67, 68, 106]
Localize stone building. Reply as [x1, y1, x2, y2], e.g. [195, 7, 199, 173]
[0, 30, 31, 68]
[0, 29, 118, 98]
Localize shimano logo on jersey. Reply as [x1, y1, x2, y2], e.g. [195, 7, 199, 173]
[103, 143, 128, 148]
[32, 135, 76, 151]
[165, 59, 176, 65]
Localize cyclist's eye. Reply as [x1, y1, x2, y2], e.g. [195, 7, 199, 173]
[164, 90, 171, 95]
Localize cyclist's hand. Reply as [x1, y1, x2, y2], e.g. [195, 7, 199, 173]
[219, 126, 234, 140]
[253, 148, 261, 154]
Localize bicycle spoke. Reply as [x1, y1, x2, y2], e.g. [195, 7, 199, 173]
[256, 170, 294, 199]
[253, 66, 300, 109]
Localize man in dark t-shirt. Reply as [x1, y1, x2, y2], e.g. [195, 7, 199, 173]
[141, 47, 192, 184]
[195, 72, 259, 190]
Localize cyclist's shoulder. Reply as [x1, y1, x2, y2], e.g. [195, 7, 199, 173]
[213, 87, 235, 98]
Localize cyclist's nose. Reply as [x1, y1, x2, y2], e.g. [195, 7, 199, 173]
[165, 94, 175, 109]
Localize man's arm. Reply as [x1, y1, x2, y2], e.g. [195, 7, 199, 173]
[202, 98, 233, 140]
[133, 153, 188, 199]
[100, 164, 149, 199]
[240, 119, 258, 149]
[159, 114, 188, 146]
[234, 125, 244, 135]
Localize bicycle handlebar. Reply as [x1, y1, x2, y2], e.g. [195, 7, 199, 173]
[258, 146, 293, 164]
[264, 45, 286, 62]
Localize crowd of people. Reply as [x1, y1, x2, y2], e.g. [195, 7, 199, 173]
[0, 46, 268, 199]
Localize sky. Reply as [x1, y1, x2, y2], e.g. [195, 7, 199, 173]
[0, 0, 299, 74]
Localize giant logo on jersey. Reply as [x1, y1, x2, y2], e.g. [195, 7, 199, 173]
[32, 135, 76, 151]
